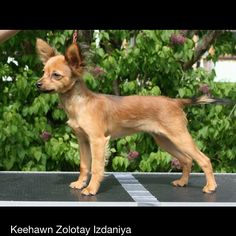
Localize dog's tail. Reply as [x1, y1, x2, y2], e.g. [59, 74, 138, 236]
[177, 95, 233, 107]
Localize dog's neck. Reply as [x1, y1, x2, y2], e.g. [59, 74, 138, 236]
[59, 78, 93, 112]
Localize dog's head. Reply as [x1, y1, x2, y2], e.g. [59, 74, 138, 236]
[36, 38, 84, 93]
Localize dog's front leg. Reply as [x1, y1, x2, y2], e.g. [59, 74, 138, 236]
[81, 136, 109, 195]
[70, 135, 91, 190]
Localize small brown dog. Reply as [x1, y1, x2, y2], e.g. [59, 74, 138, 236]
[36, 39, 225, 195]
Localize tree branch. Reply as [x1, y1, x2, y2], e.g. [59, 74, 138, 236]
[112, 78, 120, 96]
[183, 30, 223, 71]
[0, 30, 20, 44]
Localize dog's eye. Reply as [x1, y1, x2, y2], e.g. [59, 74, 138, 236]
[52, 72, 62, 79]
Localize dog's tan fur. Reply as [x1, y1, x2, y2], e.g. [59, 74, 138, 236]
[36, 39, 218, 195]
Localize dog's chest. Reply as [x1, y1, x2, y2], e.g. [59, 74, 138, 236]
[63, 100, 87, 135]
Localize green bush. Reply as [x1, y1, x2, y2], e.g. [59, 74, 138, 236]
[0, 30, 80, 171]
[0, 30, 235, 172]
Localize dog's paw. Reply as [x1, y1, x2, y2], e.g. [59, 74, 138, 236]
[172, 179, 187, 187]
[69, 180, 87, 190]
[202, 183, 217, 193]
[81, 187, 97, 196]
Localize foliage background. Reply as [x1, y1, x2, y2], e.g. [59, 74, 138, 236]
[0, 30, 235, 172]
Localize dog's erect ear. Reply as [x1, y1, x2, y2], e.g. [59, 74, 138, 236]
[65, 43, 83, 71]
[36, 38, 56, 64]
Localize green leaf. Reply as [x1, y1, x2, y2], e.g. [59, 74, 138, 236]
[112, 156, 119, 170]
[11, 125, 18, 134]
[160, 30, 171, 43]
[110, 148, 116, 153]
[112, 156, 129, 171]
[4, 157, 15, 170]
[33, 149, 42, 162]
[18, 148, 26, 159]
[215, 105, 222, 113]
[63, 133, 70, 141]
[96, 48, 105, 58]
[178, 88, 185, 98]
[70, 141, 79, 149]
[124, 158, 129, 169]
[199, 126, 208, 139]
[151, 86, 161, 95]
[102, 32, 110, 40]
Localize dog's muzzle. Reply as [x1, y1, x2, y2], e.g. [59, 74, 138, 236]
[36, 82, 42, 89]
[35, 82, 54, 93]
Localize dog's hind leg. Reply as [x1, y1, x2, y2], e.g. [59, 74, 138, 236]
[81, 135, 110, 195]
[171, 158, 193, 187]
[171, 134, 216, 193]
[153, 133, 193, 187]
[70, 136, 91, 189]
[155, 130, 217, 193]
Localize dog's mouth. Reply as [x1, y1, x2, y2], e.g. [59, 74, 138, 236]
[37, 88, 55, 93]
[41, 89, 55, 93]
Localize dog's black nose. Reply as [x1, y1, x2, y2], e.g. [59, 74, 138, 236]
[36, 82, 42, 88]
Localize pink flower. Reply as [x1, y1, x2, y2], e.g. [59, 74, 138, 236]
[170, 34, 186, 45]
[128, 151, 139, 161]
[199, 84, 210, 95]
[171, 158, 182, 170]
[93, 66, 105, 76]
[40, 131, 52, 141]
